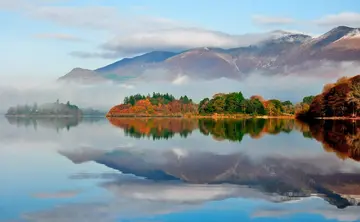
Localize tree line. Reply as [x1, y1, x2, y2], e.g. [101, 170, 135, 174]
[198, 92, 310, 116]
[118, 91, 317, 116]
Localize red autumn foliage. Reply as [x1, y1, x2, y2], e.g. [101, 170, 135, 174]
[107, 118, 199, 136]
[300, 74, 360, 118]
[107, 98, 198, 117]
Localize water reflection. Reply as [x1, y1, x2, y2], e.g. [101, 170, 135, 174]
[3, 116, 360, 221]
[107, 117, 197, 139]
[304, 120, 360, 161]
[5, 116, 104, 132]
[108, 118, 297, 141]
[59, 118, 360, 209]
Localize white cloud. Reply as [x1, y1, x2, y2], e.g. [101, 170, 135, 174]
[29, 5, 186, 34]
[314, 12, 360, 27]
[34, 33, 84, 42]
[95, 28, 280, 56]
[252, 15, 295, 26]
[172, 75, 189, 85]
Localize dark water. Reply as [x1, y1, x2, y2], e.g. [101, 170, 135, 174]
[2, 116, 360, 222]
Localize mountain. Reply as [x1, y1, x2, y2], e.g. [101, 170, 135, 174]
[58, 26, 360, 83]
[60, 51, 178, 83]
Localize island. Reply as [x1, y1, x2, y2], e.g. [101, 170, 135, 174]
[107, 74, 359, 120]
[5, 100, 108, 118]
[5, 100, 82, 117]
[107, 92, 299, 118]
[107, 93, 198, 117]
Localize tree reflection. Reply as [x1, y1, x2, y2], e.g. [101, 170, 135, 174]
[108, 117, 299, 141]
[298, 120, 360, 161]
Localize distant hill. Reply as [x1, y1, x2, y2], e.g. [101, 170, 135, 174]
[58, 26, 360, 83]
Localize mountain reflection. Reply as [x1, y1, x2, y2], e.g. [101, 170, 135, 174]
[107, 118, 360, 161]
[58, 117, 360, 210]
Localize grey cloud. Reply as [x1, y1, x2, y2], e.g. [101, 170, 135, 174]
[252, 205, 360, 222]
[22, 178, 283, 222]
[252, 15, 295, 26]
[0, 0, 71, 10]
[29, 5, 185, 33]
[34, 33, 84, 42]
[69, 51, 122, 59]
[32, 190, 81, 199]
[314, 12, 360, 27]
[30, 6, 120, 30]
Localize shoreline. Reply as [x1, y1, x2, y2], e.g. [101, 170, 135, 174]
[106, 114, 296, 119]
[4, 114, 104, 118]
[314, 117, 360, 120]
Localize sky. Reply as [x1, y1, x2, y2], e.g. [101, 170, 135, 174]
[0, 0, 360, 110]
[1, 0, 360, 81]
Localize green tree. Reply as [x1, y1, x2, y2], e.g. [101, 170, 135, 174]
[212, 95, 226, 113]
[225, 92, 245, 113]
[302, 96, 315, 105]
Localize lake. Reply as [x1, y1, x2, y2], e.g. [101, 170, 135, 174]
[2, 116, 360, 222]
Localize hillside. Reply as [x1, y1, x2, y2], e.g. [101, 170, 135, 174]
[297, 75, 360, 119]
[58, 26, 360, 83]
[106, 93, 198, 117]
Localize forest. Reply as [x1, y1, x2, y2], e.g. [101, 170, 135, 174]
[107, 93, 197, 117]
[198, 92, 303, 116]
[296, 75, 360, 119]
[108, 91, 315, 117]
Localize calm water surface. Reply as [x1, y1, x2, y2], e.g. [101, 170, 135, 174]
[2, 117, 360, 222]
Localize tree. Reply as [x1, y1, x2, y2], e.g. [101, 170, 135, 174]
[225, 92, 244, 113]
[347, 83, 360, 117]
[302, 96, 315, 105]
[212, 96, 226, 113]
[281, 101, 292, 106]
[267, 103, 275, 116]
[198, 98, 210, 114]
[32, 103, 38, 113]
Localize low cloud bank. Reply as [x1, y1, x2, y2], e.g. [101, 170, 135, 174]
[0, 61, 359, 113]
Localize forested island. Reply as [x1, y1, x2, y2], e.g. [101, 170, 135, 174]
[5, 100, 107, 117]
[107, 74, 359, 120]
[6, 100, 82, 117]
[106, 92, 312, 118]
[107, 93, 198, 117]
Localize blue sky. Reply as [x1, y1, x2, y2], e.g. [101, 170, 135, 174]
[1, 0, 360, 82]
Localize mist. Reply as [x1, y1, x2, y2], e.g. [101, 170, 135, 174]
[0, 61, 359, 113]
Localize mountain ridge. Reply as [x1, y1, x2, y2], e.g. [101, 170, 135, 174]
[58, 26, 360, 83]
